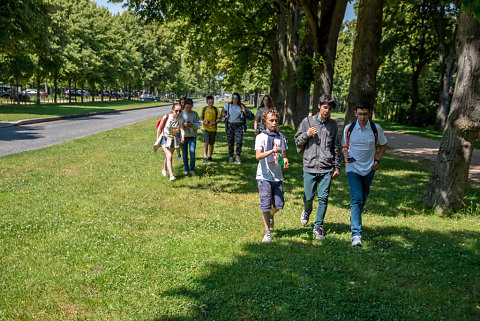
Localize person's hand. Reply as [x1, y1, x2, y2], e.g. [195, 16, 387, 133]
[332, 169, 340, 179]
[181, 138, 184, 144]
[224, 114, 230, 119]
[307, 126, 318, 137]
[371, 160, 379, 171]
[283, 158, 290, 169]
[254, 129, 259, 135]
[272, 146, 282, 153]
[240, 105, 246, 113]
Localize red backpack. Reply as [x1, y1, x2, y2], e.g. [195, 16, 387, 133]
[156, 114, 169, 136]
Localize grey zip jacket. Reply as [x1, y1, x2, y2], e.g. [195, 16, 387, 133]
[294, 115, 341, 174]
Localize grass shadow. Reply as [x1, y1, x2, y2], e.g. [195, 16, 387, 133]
[154, 223, 480, 320]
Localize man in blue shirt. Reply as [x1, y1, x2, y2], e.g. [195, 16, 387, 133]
[342, 102, 387, 246]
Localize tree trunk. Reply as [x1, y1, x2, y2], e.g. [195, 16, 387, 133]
[295, 23, 315, 125]
[422, 9, 480, 213]
[345, 0, 384, 125]
[433, 6, 457, 130]
[409, 69, 421, 125]
[283, 2, 301, 126]
[36, 77, 41, 104]
[68, 80, 71, 103]
[272, 1, 288, 124]
[298, 0, 347, 115]
[54, 75, 57, 104]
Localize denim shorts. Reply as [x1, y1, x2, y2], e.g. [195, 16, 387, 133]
[257, 179, 284, 212]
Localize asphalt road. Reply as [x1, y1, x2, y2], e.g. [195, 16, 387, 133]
[0, 101, 205, 157]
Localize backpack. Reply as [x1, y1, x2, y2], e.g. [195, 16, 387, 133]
[343, 120, 378, 159]
[156, 114, 169, 136]
[201, 105, 219, 121]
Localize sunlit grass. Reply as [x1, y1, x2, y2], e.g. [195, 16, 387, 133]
[0, 108, 479, 319]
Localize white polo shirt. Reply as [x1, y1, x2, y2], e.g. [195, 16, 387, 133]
[342, 120, 387, 176]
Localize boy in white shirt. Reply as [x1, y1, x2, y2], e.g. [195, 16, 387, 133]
[255, 109, 289, 243]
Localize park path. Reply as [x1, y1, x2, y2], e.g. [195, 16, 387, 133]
[336, 119, 480, 188]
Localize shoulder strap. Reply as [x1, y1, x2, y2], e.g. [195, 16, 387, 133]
[342, 122, 356, 151]
[201, 106, 207, 119]
[158, 114, 169, 136]
[369, 120, 378, 159]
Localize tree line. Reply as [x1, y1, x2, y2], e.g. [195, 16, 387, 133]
[121, 0, 480, 213]
[0, 0, 221, 104]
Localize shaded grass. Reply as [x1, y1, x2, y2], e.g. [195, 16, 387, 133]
[0, 100, 170, 122]
[0, 112, 479, 320]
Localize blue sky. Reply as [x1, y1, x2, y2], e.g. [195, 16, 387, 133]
[93, 0, 356, 21]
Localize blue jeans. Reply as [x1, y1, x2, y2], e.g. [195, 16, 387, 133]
[347, 171, 375, 237]
[303, 171, 332, 228]
[180, 137, 197, 172]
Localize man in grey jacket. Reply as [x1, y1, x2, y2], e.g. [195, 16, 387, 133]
[294, 94, 340, 240]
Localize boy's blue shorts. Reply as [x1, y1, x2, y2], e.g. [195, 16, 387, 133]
[257, 180, 284, 212]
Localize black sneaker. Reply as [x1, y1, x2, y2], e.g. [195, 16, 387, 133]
[300, 210, 310, 226]
[313, 226, 325, 240]
[207, 157, 213, 162]
[203, 158, 208, 163]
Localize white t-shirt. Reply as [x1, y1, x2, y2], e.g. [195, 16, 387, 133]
[255, 132, 284, 182]
[342, 120, 387, 176]
[163, 115, 184, 137]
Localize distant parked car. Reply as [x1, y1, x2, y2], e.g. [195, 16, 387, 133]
[65, 90, 79, 96]
[139, 94, 156, 101]
[24, 89, 47, 98]
[76, 90, 89, 97]
[0, 87, 12, 98]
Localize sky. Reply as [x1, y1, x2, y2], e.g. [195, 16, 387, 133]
[93, 0, 356, 21]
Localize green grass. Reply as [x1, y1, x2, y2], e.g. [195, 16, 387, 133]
[0, 100, 170, 122]
[1, 109, 479, 320]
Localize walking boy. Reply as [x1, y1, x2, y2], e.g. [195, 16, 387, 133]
[200, 95, 220, 163]
[255, 109, 289, 243]
[180, 98, 202, 175]
[342, 102, 387, 246]
[294, 94, 340, 240]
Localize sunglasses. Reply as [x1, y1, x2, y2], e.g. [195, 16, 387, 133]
[232, 97, 239, 100]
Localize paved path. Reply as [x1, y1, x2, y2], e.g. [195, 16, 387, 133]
[383, 129, 480, 187]
[2, 110, 479, 187]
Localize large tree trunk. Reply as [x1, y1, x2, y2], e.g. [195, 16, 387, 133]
[295, 23, 314, 125]
[270, 2, 287, 123]
[433, 6, 457, 130]
[298, 0, 347, 115]
[283, 2, 301, 126]
[422, 9, 480, 213]
[345, 0, 384, 125]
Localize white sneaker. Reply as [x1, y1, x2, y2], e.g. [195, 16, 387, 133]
[262, 233, 272, 243]
[189, 171, 195, 175]
[177, 155, 181, 160]
[235, 155, 241, 164]
[169, 176, 175, 181]
[162, 170, 167, 177]
[184, 171, 189, 175]
[351, 235, 362, 247]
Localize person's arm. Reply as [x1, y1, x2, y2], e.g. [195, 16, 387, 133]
[256, 145, 281, 161]
[192, 113, 202, 130]
[254, 110, 261, 134]
[371, 143, 387, 171]
[332, 123, 340, 179]
[179, 123, 185, 143]
[221, 105, 229, 120]
[156, 117, 167, 139]
[282, 150, 289, 169]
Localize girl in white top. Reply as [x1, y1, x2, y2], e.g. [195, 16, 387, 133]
[254, 94, 274, 135]
[154, 103, 185, 181]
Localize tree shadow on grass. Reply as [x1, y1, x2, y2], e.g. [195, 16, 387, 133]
[153, 223, 480, 320]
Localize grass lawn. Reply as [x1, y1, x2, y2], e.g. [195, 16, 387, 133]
[1, 108, 479, 320]
[0, 100, 171, 122]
